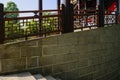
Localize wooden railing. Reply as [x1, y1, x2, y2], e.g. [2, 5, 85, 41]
[4, 10, 62, 42]
[0, 3, 119, 44]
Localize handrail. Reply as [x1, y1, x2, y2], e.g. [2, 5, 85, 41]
[4, 9, 61, 14]
[5, 15, 60, 21]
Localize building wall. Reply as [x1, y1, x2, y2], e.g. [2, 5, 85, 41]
[0, 25, 120, 80]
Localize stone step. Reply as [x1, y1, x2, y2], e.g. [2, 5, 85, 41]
[0, 72, 61, 80]
[55, 78, 62, 80]
[0, 72, 36, 80]
[33, 74, 57, 80]
[33, 74, 46, 80]
[45, 76, 56, 80]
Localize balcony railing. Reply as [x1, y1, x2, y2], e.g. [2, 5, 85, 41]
[0, 3, 119, 44]
[4, 10, 62, 42]
[74, 10, 98, 30]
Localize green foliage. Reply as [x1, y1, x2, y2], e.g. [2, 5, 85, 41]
[4, 1, 19, 23]
[4, 1, 20, 38]
[42, 12, 58, 32]
[5, 21, 22, 38]
[21, 21, 38, 35]
[5, 12, 58, 39]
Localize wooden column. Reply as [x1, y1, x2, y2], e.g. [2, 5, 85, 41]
[57, 0, 61, 31]
[57, 0, 60, 10]
[0, 3, 5, 44]
[39, 0, 43, 35]
[62, 0, 74, 33]
[98, 0, 105, 27]
[117, 0, 119, 14]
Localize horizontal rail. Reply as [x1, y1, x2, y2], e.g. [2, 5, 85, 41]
[5, 15, 61, 21]
[2, 8, 119, 44]
[5, 9, 61, 14]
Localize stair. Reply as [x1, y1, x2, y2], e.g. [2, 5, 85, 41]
[0, 72, 61, 80]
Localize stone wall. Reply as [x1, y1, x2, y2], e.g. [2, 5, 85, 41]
[0, 25, 120, 80]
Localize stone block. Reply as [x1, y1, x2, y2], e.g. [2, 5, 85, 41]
[45, 76, 56, 80]
[76, 58, 88, 68]
[1, 58, 26, 73]
[53, 72, 66, 80]
[87, 43, 104, 52]
[27, 57, 39, 68]
[0, 72, 36, 80]
[77, 73, 93, 80]
[58, 32, 78, 46]
[0, 60, 2, 72]
[39, 55, 55, 66]
[42, 65, 53, 75]
[42, 45, 58, 56]
[42, 45, 74, 56]
[100, 32, 117, 43]
[0, 45, 20, 59]
[42, 36, 58, 46]
[54, 55, 66, 64]
[88, 56, 103, 65]
[20, 47, 42, 57]
[53, 61, 78, 74]
[64, 53, 78, 62]
[88, 51, 103, 59]
[18, 39, 39, 47]
[76, 43, 88, 51]
[33, 74, 44, 79]
[52, 63, 67, 73]
[78, 35, 100, 45]
[66, 69, 80, 80]
[65, 61, 78, 71]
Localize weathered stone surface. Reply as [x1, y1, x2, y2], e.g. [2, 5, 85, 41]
[33, 74, 44, 79]
[18, 39, 39, 47]
[0, 45, 20, 59]
[42, 45, 74, 56]
[0, 72, 36, 80]
[58, 32, 78, 46]
[0, 25, 120, 80]
[27, 57, 39, 68]
[45, 76, 56, 80]
[20, 47, 42, 57]
[42, 36, 58, 46]
[42, 65, 53, 75]
[1, 58, 26, 73]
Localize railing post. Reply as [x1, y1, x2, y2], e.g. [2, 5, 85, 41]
[116, 0, 120, 24]
[0, 3, 5, 44]
[57, 0, 61, 31]
[62, 0, 74, 33]
[39, 0, 43, 36]
[117, 0, 119, 14]
[61, 4, 66, 33]
[98, 0, 105, 27]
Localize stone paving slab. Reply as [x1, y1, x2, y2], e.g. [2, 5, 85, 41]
[45, 76, 56, 80]
[0, 73, 58, 80]
[0, 72, 36, 80]
[33, 74, 47, 80]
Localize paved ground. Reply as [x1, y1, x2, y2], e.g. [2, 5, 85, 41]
[0, 72, 60, 80]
